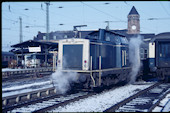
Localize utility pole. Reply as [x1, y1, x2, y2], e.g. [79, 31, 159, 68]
[45, 2, 50, 40]
[19, 17, 23, 43]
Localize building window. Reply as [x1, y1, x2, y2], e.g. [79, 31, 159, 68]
[43, 36, 46, 40]
[64, 35, 68, 38]
[53, 36, 57, 40]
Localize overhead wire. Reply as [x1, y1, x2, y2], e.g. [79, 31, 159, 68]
[3, 2, 170, 37]
[159, 1, 170, 16]
[2, 3, 46, 31]
[81, 1, 126, 23]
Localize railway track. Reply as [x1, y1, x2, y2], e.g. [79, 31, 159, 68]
[2, 67, 53, 82]
[3, 80, 168, 112]
[3, 82, 123, 112]
[103, 82, 170, 112]
[2, 87, 58, 112]
[9, 92, 94, 112]
[2, 81, 96, 113]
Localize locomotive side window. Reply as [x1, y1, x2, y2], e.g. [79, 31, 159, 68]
[122, 50, 127, 66]
[114, 36, 121, 44]
[105, 32, 111, 41]
[120, 37, 127, 44]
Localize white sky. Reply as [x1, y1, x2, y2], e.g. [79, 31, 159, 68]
[2, 1, 170, 51]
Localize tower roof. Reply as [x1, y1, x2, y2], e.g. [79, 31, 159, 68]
[128, 6, 139, 15]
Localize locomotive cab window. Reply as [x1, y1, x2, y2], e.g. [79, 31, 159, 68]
[120, 36, 128, 44]
[114, 36, 121, 45]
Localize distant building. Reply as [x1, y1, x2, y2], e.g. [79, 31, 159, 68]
[127, 6, 140, 34]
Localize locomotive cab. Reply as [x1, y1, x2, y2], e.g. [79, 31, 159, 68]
[58, 38, 90, 71]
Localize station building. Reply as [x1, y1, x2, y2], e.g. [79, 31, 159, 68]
[10, 40, 58, 68]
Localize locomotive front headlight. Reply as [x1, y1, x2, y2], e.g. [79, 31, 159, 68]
[84, 60, 87, 68]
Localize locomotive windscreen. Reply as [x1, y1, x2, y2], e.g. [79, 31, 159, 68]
[63, 45, 83, 70]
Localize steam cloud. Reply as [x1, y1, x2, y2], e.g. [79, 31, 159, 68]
[128, 35, 143, 84]
[50, 59, 78, 94]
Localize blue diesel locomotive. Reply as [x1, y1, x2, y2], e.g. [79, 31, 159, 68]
[57, 29, 132, 89]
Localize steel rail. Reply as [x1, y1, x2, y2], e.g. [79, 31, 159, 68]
[103, 82, 170, 112]
[2, 87, 56, 108]
[32, 92, 95, 112]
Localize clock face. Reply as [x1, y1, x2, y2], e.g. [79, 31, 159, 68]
[132, 25, 136, 30]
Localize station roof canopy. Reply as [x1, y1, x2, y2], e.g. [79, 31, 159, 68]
[11, 40, 58, 48]
[10, 40, 58, 54]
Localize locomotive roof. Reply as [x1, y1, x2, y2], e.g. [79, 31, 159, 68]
[88, 29, 126, 37]
[86, 29, 128, 45]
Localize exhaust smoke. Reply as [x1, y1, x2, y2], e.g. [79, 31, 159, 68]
[128, 35, 143, 84]
[50, 58, 78, 94]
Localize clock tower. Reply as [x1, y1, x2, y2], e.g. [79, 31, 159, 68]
[127, 6, 140, 34]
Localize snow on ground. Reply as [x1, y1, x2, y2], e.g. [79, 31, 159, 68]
[2, 68, 33, 72]
[2, 76, 53, 97]
[152, 93, 170, 112]
[50, 82, 155, 112]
